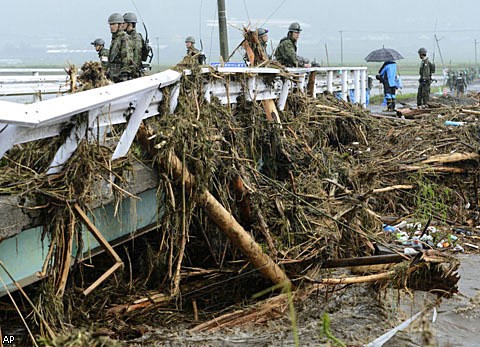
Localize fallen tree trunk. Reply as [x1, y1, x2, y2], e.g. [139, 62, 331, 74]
[137, 124, 291, 288]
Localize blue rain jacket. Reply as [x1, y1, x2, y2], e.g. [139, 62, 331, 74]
[379, 61, 398, 88]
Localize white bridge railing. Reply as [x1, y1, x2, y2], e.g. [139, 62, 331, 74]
[0, 66, 367, 174]
[0, 68, 69, 100]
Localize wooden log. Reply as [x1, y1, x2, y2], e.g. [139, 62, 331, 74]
[190, 293, 289, 332]
[395, 108, 430, 117]
[73, 203, 124, 296]
[56, 215, 75, 297]
[315, 104, 341, 112]
[242, 40, 255, 66]
[307, 71, 317, 97]
[460, 108, 480, 116]
[421, 152, 480, 165]
[372, 185, 414, 193]
[318, 271, 395, 285]
[137, 125, 291, 288]
[399, 165, 466, 173]
[232, 174, 253, 223]
[107, 292, 170, 316]
[262, 99, 282, 124]
[322, 254, 408, 268]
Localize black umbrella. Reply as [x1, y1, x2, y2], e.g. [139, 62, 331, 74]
[365, 47, 404, 62]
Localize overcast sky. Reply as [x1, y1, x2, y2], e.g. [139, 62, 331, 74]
[3, 0, 480, 66]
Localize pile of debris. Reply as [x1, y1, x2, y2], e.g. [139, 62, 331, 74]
[1, 49, 479, 346]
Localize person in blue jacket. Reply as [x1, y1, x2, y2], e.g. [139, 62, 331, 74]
[376, 61, 400, 111]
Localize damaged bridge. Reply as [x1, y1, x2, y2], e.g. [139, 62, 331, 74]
[0, 65, 368, 296]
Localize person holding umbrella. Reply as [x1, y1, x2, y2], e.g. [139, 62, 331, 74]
[376, 60, 400, 111]
[365, 47, 403, 111]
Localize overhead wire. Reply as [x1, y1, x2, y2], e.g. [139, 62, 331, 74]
[261, 0, 287, 27]
[199, 0, 203, 45]
[243, 0, 251, 24]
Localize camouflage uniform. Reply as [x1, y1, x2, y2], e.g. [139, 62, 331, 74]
[417, 57, 435, 106]
[455, 73, 467, 96]
[98, 47, 109, 71]
[127, 28, 145, 77]
[107, 31, 135, 83]
[186, 46, 205, 65]
[275, 34, 299, 67]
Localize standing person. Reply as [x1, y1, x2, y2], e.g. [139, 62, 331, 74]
[123, 12, 146, 77]
[184, 37, 206, 65]
[455, 72, 467, 97]
[274, 22, 311, 68]
[91, 38, 109, 71]
[376, 61, 399, 111]
[417, 47, 435, 108]
[257, 28, 269, 58]
[106, 13, 134, 83]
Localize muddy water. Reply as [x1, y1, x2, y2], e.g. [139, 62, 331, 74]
[434, 255, 480, 346]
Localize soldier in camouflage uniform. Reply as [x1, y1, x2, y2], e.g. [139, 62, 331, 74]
[274, 22, 310, 68]
[185, 37, 206, 65]
[91, 38, 109, 71]
[257, 28, 269, 57]
[123, 12, 146, 77]
[417, 47, 435, 107]
[106, 13, 135, 83]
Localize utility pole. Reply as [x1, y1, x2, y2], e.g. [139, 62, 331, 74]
[325, 43, 330, 66]
[217, 0, 229, 62]
[434, 34, 445, 69]
[339, 30, 344, 65]
[475, 39, 478, 65]
[155, 37, 160, 71]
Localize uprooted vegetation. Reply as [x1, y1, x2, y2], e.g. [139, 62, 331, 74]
[1, 64, 479, 345]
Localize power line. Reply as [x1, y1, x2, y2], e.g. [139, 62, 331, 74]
[332, 29, 480, 34]
[242, 0, 251, 24]
[261, 0, 287, 27]
[199, 0, 203, 42]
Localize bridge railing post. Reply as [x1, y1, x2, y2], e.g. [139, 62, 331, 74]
[360, 69, 367, 107]
[327, 70, 333, 93]
[354, 70, 360, 104]
[341, 70, 348, 101]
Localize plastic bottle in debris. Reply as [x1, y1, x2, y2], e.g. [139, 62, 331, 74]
[411, 236, 422, 249]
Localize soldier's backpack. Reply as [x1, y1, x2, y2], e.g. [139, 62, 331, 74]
[430, 61, 436, 74]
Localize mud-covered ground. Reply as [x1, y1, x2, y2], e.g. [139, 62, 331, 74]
[122, 255, 480, 347]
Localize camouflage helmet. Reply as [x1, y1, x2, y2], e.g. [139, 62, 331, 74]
[91, 38, 105, 46]
[288, 22, 302, 32]
[185, 36, 196, 44]
[418, 47, 427, 54]
[257, 28, 269, 37]
[108, 13, 124, 24]
[123, 12, 137, 23]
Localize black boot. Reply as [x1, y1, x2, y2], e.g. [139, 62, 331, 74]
[391, 100, 396, 111]
[386, 99, 393, 111]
